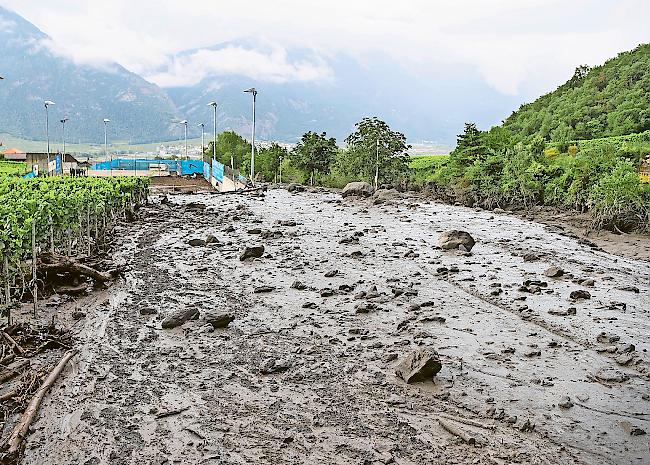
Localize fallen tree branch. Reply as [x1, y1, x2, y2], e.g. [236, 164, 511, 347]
[2, 331, 25, 356]
[38, 252, 113, 283]
[438, 418, 478, 445]
[156, 406, 189, 419]
[0, 385, 20, 402]
[0, 359, 30, 384]
[439, 412, 497, 431]
[6, 350, 77, 456]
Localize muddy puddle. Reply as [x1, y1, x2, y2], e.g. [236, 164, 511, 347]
[13, 187, 650, 464]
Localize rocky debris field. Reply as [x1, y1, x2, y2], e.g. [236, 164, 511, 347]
[11, 186, 650, 464]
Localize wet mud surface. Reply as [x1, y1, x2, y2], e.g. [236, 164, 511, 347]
[17, 188, 650, 464]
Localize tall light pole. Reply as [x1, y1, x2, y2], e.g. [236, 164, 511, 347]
[103, 118, 110, 176]
[179, 120, 188, 160]
[279, 156, 283, 184]
[374, 137, 380, 189]
[244, 87, 257, 183]
[44, 100, 55, 175]
[197, 123, 205, 160]
[60, 117, 69, 159]
[208, 102, 217, 163]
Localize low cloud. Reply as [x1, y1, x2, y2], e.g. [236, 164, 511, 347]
[147, 46, 333, 88]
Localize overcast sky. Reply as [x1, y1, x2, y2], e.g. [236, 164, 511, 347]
[1, 0, 648, 96]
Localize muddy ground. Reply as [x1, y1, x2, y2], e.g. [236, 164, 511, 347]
[9, 185, 650, 464]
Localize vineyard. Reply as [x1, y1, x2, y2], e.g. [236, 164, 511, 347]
[0, 176, 149, 321]
[0, 161, 28, 177]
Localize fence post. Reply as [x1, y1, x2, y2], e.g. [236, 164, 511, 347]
[32, 219, 37, 317]
[3, 255, 11, 325]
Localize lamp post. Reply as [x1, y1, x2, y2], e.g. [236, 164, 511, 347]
[44, 100, 55, 175]
[244, 87, 257, 183]
[374, 138, 380, 189]
[208, 102, 217, 163]
[61, 118, 70, 162]
[179, 120, 188, 160]
[103, 118, 110, 176]
[279, 156, 283, 184]
[197, 123, 205, 160]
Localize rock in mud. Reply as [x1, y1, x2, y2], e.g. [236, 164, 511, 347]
[594, 367, 629, 383]
[395, 348, 442, 383]
[341, 182, 374, 198]
[188, 238, 206, 247]
[240, 245, 265, 261]
[570, 289, 591, 300]
[372, 188, 400, 204]
[630, 427, 646, 436]
[259, 358, 292, 374]
[287, 183, 305, 193]
[254, 285, 275, 293]
[205, 313, 235, 329]
[617, 285, 640, 293]
[205, 234, 219, 244]
[162, 307, 200, 329]
[544, 266, 564, 278]
[438, 230, 476, 252]
[324, 270, 339, 278]
[140, 307, 157, 316]
[291, 280, 307, 290]
[558, 396, 573, 409]
[523, 253, 541, 262]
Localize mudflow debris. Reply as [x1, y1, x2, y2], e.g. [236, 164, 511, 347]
[4, 183, 650, 465]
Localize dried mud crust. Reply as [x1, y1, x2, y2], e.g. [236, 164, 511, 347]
[19, 189, 650, 465]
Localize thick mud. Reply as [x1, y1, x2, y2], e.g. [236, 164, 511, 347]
[16, 188, 650, 464]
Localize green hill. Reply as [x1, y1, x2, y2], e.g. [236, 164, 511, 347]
[502, 44, 650, 142]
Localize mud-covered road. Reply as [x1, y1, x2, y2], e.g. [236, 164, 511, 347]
[18, 187, 650, 464]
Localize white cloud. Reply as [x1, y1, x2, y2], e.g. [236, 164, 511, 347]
[146, 46, 333, 87]
[0, 0, 648, 95]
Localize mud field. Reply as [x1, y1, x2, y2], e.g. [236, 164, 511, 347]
[11, 187, 650, 464]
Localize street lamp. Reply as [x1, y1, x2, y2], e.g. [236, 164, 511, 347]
[375, 138, 380, 189]
[60, 118, 69, 165]
[103, 118, 110, 176]
[44, 100, 55, 175]
[244, 87, 257, 183]
[279, 156, 283, 184]
[179, 120, 188, 160]
[197, 123, 205, 160]
[208, 102, 217, 164]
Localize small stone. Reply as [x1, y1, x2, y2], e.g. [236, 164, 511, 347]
[205, 313, 235, 329]
[139, 307, 157, 316]
[254, 285, 275, 293]
[570, 290, 591, 300]
[240, 245, 265, 261]
[558, 396, 573, 409]
[291, 281, 307, 290]
[544, 266, 564, 278]
[324, 270, 339, 278]
[162, 307, 199, 329]
[395, 348, 442, 383]
[188, 238, 206, 247]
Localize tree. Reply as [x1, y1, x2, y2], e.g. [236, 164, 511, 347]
[292, 131, 337, 184]
[204, 131, 251, 170]
[256, 143, 288, 181]
[340, 117, 410, 185]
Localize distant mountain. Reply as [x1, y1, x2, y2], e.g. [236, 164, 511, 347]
[0, 7, 520, 147]
[162, 40, 520, 145]
[0, 6, 177, 144]
[502, 44, 650, 142]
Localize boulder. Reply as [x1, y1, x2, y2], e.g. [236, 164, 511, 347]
[438, 230, 476, 252]
[240, 245, 265, 261]
[544, 266, 564, 278]
[205, 313, 235, 329]
[287, 183, 306, 193]
[341, 182, 375, 198]
[372, 188, 400, 204]
[188, 238, 206, 247]
[395, 348, 442, 383]
[162, 307, 199, 329]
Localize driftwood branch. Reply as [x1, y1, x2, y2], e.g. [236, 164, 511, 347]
[2, 331, 25, 356]
[0, 359, 30, 384]
[438, 418, 478, 445]
[6, 350, 77, 456]
[38, 252, 113, 283]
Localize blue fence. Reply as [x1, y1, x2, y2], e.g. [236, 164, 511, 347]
[212, 159, 224, 182]
[91, 159, 203, 176]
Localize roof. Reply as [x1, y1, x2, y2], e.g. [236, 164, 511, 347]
[2, 148, 26, 155]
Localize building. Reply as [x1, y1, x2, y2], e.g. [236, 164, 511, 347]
[1, 150, 79, 175]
